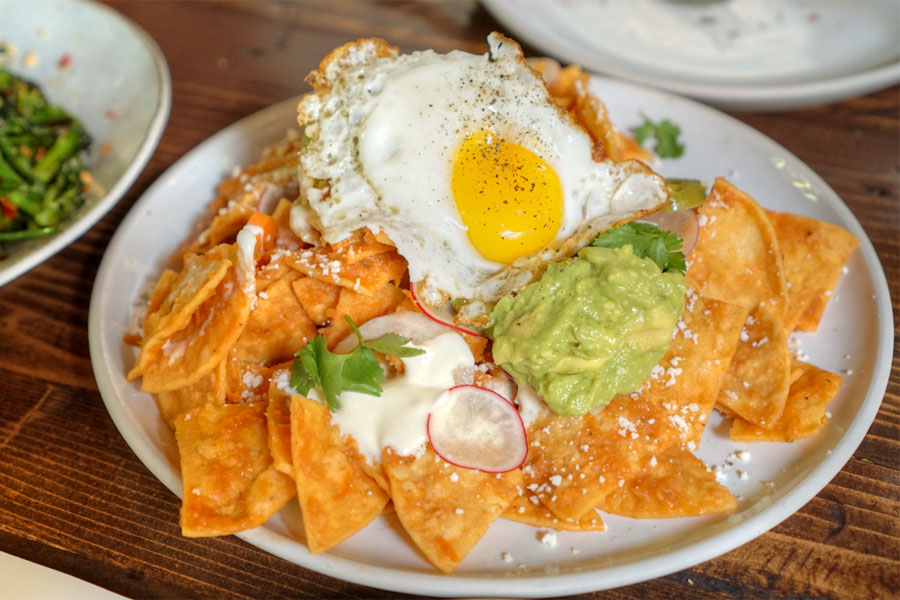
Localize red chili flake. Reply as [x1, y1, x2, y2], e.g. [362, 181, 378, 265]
[58, 53, 72, 69]
[0, 196, 19, 218]
[105, 109, 116, 119]
[100, 143, 112, 155]
[35, 147, 46, 161]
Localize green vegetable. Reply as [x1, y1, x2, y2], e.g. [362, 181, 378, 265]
[666, 178, 707, 211]
[591, 221, 686, 274]
[33, 128, 83, 183]
[289, 315, 424, 410]
[0, 67, 92, 253]
[0, 226, 56, 242]
[632, 114, 684, 159]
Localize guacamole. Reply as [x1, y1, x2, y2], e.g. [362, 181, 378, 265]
[491, 245, 685, 416]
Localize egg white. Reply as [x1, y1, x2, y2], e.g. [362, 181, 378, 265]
[295, 33, 666, 304]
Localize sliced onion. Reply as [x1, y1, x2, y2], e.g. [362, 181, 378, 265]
[254, 182, 285, 215]
[525, 56, 561, 86]
[333, 311, 455, 354]
[639, 209, 700, 256]
[426, 385, 527, 473]
[409, 282, 483, 338]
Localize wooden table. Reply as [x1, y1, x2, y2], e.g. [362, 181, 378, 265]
[1, 1, 897, 598]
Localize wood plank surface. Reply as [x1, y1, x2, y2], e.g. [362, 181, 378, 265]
[1, 1, 897, 598]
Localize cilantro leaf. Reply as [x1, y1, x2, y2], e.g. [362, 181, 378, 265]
[591, 222, 686, 274]
[631, 114, 684, 159]
[289, 315, 423, 410]
[289, 356, 314, 396]
[341, 347, 385, 396]
[363, 332, 426, 357]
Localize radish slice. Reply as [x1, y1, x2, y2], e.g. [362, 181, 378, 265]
[639, 209, 700, 256]
[409, 282, 483, 338]
[333, 311, 455, 354]
[427, 385, 527, 473]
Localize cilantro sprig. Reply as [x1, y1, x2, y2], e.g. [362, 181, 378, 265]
[591, 222, 686, 274]
[289, 315, 424, 410]
[632, 114, 684, 159]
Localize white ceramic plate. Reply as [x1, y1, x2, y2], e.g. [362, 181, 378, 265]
[89, 79, 893, 596]
[483, 0, 900, 112]
[0, 0, 170, 286]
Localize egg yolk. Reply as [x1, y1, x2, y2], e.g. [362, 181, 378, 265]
[452, 130, 563, 264]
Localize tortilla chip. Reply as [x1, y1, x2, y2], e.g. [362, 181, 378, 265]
[765, 210, 859, 332]
[382, 446, 522, 574]
[142, 269, 179, 339]
[176, 402, 295, 536]
[503, 494, 605, 532]
[716, 305, 791, 429]
[731, 361, 842, 442]
[291, 276, 342, 325]
[225, 353, 273, 404]
[129, 250, 231, 381]
[289, 394, 389, 553]
[271, 198, 305, 249]
[195, 186, 257, 251]
[321, 285, 414, 348]
[155, 357, 227, 430]
[254, 254, 293, 292]
[686, 178, 787, 324]
[234, 270, 316, 364]
[598, 445, 736, 518]
[522, 292, 746, 521]
[139, 252, 254, 393]
[267, 379, 293, 477]
[283, 244, 407, 296]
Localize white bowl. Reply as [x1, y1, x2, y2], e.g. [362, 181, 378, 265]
[0, 0, 170, 286]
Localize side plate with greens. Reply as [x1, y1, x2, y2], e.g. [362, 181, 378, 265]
[0, 0, 170, 286]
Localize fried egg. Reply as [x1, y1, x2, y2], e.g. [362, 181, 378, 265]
[294, 33, 667, 304]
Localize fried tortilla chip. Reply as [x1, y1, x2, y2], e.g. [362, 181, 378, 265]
[139, 251, 254, 393]
[291, 276, 342, 325]
[686, 178, 787, 324]
[234, 269, 316, 364]
[225, 352, 272, 403]
[176, 402, 295, 536]
[383, 446, 522, 573]
[267, 378, 293, 477]
[142, 268, 179, 339]
[765, 210, 859, 332]
[283, 244, 407, 296]
[321, 284, 413, 348]
[272, 197, 305, 250]
[731, 361, 842, 442]
[129, 251, 231, 381]
[523, 293, 746, 521]
[503, 494, 605, 532]
[254, 254, 293, 292]
[716, 305, 791, 429]
[155, 357, 227, 430]
[290, 394, 389, 553]
[598, 445, 736, 518]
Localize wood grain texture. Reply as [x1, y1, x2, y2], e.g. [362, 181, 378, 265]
[0, 1, 897, 598]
